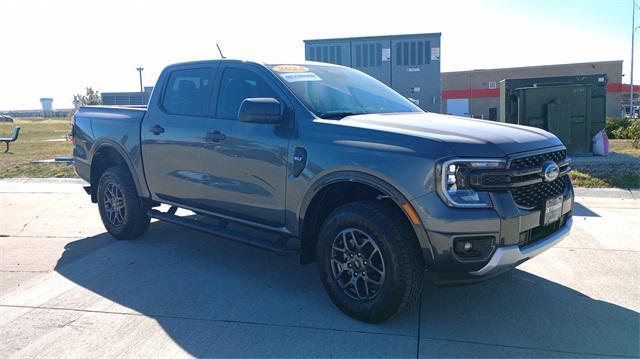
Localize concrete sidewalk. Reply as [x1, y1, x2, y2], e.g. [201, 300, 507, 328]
[1, 178, 639, 358]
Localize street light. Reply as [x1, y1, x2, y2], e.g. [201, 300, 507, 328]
[136, 67, 144, 104]
[631, 0, 640, 117]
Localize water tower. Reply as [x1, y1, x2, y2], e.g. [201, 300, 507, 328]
[40, 98, 53, 117]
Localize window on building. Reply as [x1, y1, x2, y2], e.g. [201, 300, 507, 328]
[162, 68, 212, 116]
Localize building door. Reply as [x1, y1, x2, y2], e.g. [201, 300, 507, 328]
[489, 107, 497, 121]
[391, 37, 440, 112]
[446, 99, 469, 117]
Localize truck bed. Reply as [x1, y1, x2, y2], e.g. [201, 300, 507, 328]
[72, 105, 148, 190]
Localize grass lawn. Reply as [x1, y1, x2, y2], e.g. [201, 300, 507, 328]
[569, 169, 639, 188]
[569, 139, 639, 188]
[609, 139, 640, 157]
[0, 118, 76, 178]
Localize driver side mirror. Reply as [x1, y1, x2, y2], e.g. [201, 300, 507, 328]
[238, 98, 283, 124]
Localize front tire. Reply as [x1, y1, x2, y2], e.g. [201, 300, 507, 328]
[97, 166, 150, 239]
[317, 201, 424, 323]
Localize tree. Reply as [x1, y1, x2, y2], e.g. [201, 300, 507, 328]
[74, 87, 102, 107]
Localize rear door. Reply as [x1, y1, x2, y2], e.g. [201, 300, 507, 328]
[141, 64, 217, 203]
[196, 63, 290, 226]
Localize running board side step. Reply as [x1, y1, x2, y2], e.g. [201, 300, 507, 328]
[148, 208, 298, 256]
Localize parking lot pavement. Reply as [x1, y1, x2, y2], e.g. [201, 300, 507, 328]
[1, 178, 638, 358]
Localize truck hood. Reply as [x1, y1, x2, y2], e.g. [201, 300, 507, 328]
[332, 112, 563, 157]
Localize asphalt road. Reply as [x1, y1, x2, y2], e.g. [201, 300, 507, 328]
[1, 178, 639, 358]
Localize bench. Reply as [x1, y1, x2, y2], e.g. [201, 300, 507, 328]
[1, 126, 20, 153]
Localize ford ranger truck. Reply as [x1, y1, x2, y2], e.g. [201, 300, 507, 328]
[72, 60, 573, 323]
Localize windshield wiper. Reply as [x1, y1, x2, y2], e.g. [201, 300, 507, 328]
[317, 111, 364, 119]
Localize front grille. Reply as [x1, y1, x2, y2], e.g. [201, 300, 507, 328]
[519, 213, 570, 247]
[511, 176, 568, 208]
[510, 149, 567, 170]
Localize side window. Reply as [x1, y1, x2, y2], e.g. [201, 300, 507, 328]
[216, 68, 279, 120]
[162, 68, 212, 116]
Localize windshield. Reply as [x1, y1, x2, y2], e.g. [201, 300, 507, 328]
[269, 64, 423, 118]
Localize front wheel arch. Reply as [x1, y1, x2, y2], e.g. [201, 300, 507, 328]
[298, 171, 430, 265]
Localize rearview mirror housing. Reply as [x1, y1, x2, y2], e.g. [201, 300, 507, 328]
[238, 98, 283, 124]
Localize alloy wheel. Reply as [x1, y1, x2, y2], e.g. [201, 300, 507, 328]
[330, 228, 386, 301]
[103, 181, 126, 227]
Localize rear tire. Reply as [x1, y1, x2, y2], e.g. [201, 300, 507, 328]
[317, 200, 424, 323]
[97, 165, 150, 239]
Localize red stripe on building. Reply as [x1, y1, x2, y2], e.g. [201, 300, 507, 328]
[441, 88, 500, 99]
[606, 83, 640, 93]
[442, 82, 639, 99]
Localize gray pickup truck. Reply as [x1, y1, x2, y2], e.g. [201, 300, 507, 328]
[73, 60, 573, 322]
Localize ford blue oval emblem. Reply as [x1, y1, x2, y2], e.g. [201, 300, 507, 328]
[542, 161, 560, 182]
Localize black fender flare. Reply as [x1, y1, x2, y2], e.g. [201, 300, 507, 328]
[297, 170, 434, 262]
[89, 139, 148, 199]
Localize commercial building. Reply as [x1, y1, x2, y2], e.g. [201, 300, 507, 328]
[101, 87, 153, 106]
[441, 60, 627, 119]
[304, 33, 441, 113]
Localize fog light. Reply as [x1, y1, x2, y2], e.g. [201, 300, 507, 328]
[453, 236, 495, 258]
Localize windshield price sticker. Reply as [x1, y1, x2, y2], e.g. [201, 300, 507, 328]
[272, 65, 309, 73]
[280, 72, 322, 83]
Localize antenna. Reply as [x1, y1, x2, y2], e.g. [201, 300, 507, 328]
[216, 43, 226, 59]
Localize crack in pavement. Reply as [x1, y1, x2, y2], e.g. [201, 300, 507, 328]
[14, 193, 71, 236]
[0, 304, 634, 358]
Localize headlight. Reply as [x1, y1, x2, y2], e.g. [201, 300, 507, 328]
[439, 159, 505, 208]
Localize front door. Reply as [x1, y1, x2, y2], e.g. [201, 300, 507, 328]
[197, 64, 289, 227]
[141, 65, 216, 203]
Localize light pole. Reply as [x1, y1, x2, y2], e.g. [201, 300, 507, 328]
[631, 0, 636, 117]
[136, 67, 144, 104]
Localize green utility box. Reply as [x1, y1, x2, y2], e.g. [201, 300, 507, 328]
[499, 75, 608, 154]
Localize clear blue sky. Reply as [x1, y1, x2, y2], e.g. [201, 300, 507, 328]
[0, 0, 635, 110]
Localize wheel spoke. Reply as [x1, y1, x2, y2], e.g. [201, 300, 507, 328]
[365, 276, 382, 286]
[331, 258, 347, 276]
[362, 276, 371, 298]
[354, 277, 367, 300]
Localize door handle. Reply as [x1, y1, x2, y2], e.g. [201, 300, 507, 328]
[149, 124, 165, 135]
[204, 130, 226, 142]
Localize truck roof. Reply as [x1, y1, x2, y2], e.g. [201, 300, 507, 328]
[164, 59, 345, 69]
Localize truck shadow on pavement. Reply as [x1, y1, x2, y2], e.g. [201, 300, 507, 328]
[54, 219, 639, 358]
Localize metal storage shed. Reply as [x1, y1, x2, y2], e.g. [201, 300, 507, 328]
[499, 75, 608, 154]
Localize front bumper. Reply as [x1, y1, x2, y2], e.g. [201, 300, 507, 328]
[470, 217, 572, 276]
[410, 176, 573, 284]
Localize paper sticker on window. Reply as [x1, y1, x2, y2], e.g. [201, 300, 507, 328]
[431, 47, 440, 61]
[382, 48, 391, 62]
[272, 65, 309, 73]
[280, 72, 322, 83]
